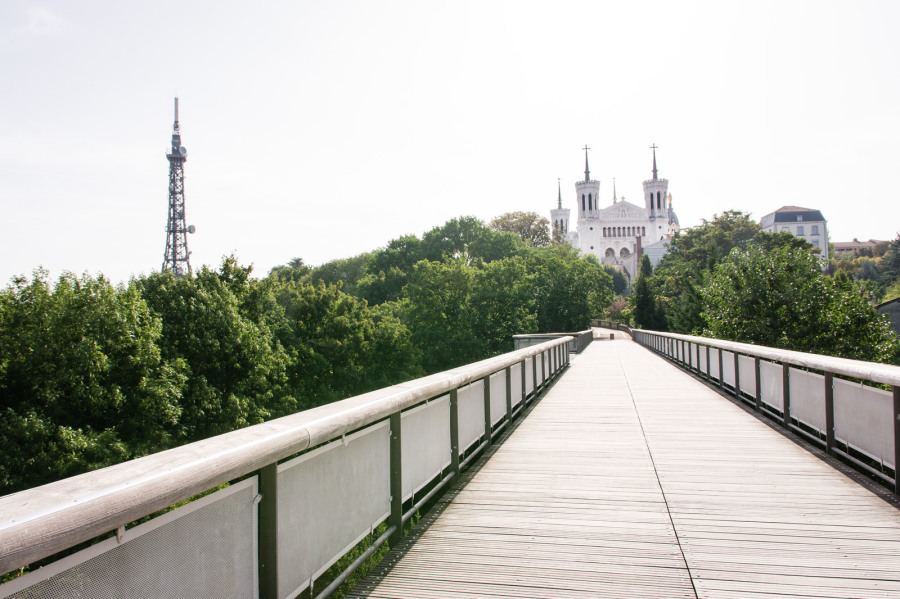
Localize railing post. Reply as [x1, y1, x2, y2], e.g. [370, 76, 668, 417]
[754, 357, 762, 411]
[718, 350, 724, 390]
[483, 375, 492, 445]
[521, 359, 526, 404]
[450, 389, 459, 474]
[782, 363, 791, 428]
[705, 345, 711, 380]
[505, 367, 512, 420]
[389, 412, 403, 547]
[825, 372, 835, 454]
[532, 355, 538, 398]
[733, 352, 741, 398]
[694, 343, 700, 373]
[258, 463, 278, 599]
[893, 385, 900, 495]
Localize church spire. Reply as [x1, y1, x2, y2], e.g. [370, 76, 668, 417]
[583, 145, 591, 182]
[651, 143, 658, 180]
[557, 178, 562, 208]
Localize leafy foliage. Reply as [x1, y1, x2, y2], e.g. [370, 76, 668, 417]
[630, 256, 666, 330]
[702, 244, 899, 363]
[0, 271, 186, 493]
[2, 212, 617, 493]
[489, 211, 552, 247]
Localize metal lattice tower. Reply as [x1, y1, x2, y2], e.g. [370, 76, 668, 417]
[162, 97, 193, 276]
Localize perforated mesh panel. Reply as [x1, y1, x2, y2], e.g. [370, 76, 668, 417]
[401, 397, 450, 500]
[2, 480, 257, 599]
[760, 360, 784, 411]
[509, 363, 523, 408]
[789, 367, 826, 432]
[457, 380, 486, 452]
[276, 423, 389, 599]
[489, 371, 506, 425]
[738, 355, 756, 397]
[708, 348, 720, 379]
[834, 379, 894, 468]
[721, 351, 735, 386]
[524, 357, 534, 396]
[698, 347, 707, 373]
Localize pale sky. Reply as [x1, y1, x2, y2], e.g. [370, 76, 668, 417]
[1, 0, 898, 285]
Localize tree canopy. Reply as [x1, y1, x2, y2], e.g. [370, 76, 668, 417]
[3, 214, 613, 494]
[489, 211, 552, 247]
[702, 243, 899, 363]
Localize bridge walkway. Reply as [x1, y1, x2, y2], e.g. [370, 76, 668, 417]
[348, 339, 900, 598]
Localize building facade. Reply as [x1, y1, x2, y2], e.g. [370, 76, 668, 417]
[551, 146, 680, 280]
[759, 206, 829, 261]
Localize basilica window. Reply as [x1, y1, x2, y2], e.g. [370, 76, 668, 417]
[582, 195, 585, 211]
[642, 226, 646, 236]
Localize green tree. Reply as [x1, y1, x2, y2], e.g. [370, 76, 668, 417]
[304, 252, 373, 297]
[651, 212, 810, 333]
[524, 246, 613, 332]
[133, 266, 294, 440]
[631, 255, 665, 330]
[489, 211, 551, 247]
[358, 235, 424, 305]
[269, 256, 311, 282]
[0, 271, 186, 493]
[402, 259, 477, 373]
[422, 216, 522, 263]
[470, 257, 538, 355]
[602, 265, 628, 295]
[702, 244, 899, 363]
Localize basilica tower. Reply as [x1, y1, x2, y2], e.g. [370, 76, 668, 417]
[642, 145, 669, 237]
[550, 178, 570, 237]
[575, 145, 601, 220]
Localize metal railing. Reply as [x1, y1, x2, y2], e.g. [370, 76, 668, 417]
[633, 329, 900, 495]
[513, 329, 593, 354]
[0, 337, 571, 599]
[594, 319, 634, 336]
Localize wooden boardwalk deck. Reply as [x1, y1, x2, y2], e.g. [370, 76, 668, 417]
[348, 339, 900, 599]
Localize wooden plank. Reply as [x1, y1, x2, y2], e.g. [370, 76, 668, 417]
[348, 340, 900, 598]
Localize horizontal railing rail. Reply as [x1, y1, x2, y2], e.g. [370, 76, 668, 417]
[633, 329, 900, 495]
[0, 336, 571, 599]
[513, 329, 593, 353]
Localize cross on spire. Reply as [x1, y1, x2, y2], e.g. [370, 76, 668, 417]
[583, 145, 591, 182]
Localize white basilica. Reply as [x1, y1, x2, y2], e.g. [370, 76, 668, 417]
[550, 146, 680, 280]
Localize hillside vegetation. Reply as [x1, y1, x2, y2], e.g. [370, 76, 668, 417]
[0, 214, 611, 494]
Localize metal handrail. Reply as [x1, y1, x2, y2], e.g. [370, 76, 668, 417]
[635, 329, 900, 387]
[633, 329, 900, 495]
[0, 336, 571, 576]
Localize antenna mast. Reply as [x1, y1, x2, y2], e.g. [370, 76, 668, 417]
[161, 97, 193, 276]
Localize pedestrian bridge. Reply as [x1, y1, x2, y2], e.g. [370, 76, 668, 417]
[2, 329, 899, 598]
